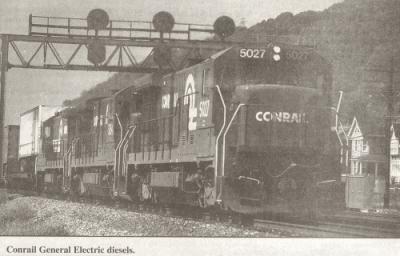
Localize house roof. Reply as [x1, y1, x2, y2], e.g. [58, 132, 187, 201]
[348, 116, 386, 139]
[357, 154, 386, 162]
[391, 123, 400, 138]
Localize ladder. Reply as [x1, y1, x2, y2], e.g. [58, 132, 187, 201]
[63, 138, 79, 191]
[113, 125, 136, 196]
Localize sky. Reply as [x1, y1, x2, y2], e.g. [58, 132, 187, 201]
[0, 0, 343, 125]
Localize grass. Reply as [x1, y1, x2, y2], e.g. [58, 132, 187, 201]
[0, 200, 70, 236]
[0, 222, 70, 236]
[0, 200, 36, 223]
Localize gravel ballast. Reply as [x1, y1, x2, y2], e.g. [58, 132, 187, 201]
[9, 196, 284, 237]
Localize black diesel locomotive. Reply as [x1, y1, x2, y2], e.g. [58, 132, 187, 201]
[6, 43, 342, 216]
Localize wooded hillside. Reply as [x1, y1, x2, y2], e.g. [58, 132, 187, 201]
[65, 0, 400, 130]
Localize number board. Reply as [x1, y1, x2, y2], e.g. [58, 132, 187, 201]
[239, 48, 312, 61]
[239, 48, 267, 59]
[284, 50, 311, 61]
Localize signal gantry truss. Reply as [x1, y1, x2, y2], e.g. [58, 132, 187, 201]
[4, 14, 232, 73]
[5, 34, 227, 73]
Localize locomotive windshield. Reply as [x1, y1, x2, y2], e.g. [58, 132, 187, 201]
[239, 48, 326, 89]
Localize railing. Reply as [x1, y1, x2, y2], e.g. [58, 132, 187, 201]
[130, 115, 174, 155]
[129, 94, 188, 155]
[73, 132, 98, 160]
[250, 34, 317, 48]
[44, 139, 67, 161]
[29, 15, 214, 42]
[63, 138, 79, 190]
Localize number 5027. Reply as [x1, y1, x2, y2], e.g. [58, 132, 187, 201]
[239, 48, 266, 59]
[285, 50, 309, 60]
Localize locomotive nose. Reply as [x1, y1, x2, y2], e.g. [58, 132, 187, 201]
[232, 84, 329, 151]
[234, 84, 322, 109]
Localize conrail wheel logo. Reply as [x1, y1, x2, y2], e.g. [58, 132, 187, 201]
[185, 74, 197, 131]
[256, 111, 307, 123]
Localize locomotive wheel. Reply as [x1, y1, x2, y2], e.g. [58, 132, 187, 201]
[152, 191, 158, 204]
[140, 183, 151, 201]
[110, 188, 118, 201]
[198, 190, 206, 208]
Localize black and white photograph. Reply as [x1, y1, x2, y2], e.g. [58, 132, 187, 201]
[0, 0, 399, 255]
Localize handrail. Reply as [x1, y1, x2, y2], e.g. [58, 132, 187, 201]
[216, 103, 245, 201]
[62, 137, 79, 191]
[131, 92, 196, 125]
[336, 91, 343, 129]
[222, 104, 246, 177]
[30, 15, 213, 28]
[116, 113, 123, 142]
[214, 85, 226, 191]
[71, 132, 98, 158]
[113, 125, 136, 197]
[29, 15, 214, 41]
[331, 91, 349, 167]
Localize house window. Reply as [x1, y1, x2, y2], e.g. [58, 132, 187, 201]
[202, 69, 210, 96]
[391, 140, 399, 155]
[392, 159, 400, 185]
[392, 158, 400, 174]
[44, 126, 51, 138]
[59, 119, 63, 136]
[53, 140, 61, 153]
[362, 140, 369, 152]
[353, 139, 362, 152]
[351, 161, 359, 174]
[361, 162, 367, 174]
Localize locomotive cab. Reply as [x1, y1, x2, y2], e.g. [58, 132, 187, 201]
[216, 45, 338, 216]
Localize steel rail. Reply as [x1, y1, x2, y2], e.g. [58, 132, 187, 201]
[253, 219, 400, 238]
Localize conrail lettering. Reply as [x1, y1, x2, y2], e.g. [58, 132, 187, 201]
[256, 111, 307, 123]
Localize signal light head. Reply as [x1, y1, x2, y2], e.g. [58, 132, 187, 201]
[153, 11, 175, 33]
[273, 54, 281, 61]
[213, 16, 235, 39]
[87, 9, 109, 30]
[273, 46, 281, 53]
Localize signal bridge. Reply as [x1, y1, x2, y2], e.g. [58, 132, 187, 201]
[2, 10, 241, 74]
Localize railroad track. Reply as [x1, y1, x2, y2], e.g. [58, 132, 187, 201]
[5, 189, 234, 224]
[6, 189, 400, 237]
[254, 211, 400, 238]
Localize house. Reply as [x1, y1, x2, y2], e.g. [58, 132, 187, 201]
[348, 117, 386, 178]
[345, 116, 387, 209]
[390, 124, 400, 184]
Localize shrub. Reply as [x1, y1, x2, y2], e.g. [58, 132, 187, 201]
[0, 200, 36, 223]
[0, 222, 70, 236]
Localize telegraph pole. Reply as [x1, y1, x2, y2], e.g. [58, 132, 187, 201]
[385, 56, 394, 208]
[0, 35, 9, 180]
[364, 56, 395, 208]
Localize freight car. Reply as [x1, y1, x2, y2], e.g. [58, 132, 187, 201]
[2, 107, 64, 190]
[2, 125, 19, 188]
[10, 43, 342, 217]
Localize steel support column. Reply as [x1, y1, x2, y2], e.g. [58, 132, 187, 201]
[0, 35, 9, 179]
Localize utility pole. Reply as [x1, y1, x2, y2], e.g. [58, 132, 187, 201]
[385, 56, 394, 208]
[364, 56, 395, 208]
[0, 36, 9, 181]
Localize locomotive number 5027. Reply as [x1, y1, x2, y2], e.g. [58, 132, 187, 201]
[239, 48, 266, 59]
[285, 50, 310, 61]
